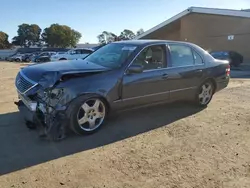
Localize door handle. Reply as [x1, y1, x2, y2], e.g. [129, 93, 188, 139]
[162, 73, 169, 79]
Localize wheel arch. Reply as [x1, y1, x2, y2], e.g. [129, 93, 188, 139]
[59, 58, 67, 60]
[203, 78, 217, 93]
[70, 92, 111, 114]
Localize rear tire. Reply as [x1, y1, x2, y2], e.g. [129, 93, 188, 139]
[67, 95, 108, 135]
[195, 80, 215, 107]
[59, 58, 67, 61]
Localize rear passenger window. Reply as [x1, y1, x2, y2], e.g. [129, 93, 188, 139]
[193, 51, 203, 65]
[169, 44, 194, 67]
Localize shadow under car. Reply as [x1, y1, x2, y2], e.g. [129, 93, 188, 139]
[0, 102, 203, 175]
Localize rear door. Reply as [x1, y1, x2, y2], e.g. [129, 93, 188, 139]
[166, 43, 205, 101]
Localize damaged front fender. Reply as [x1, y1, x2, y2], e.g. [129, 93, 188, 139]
[38, 71, 61, 89]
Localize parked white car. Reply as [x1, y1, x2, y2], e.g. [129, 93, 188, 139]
[50, 48, 94, 61]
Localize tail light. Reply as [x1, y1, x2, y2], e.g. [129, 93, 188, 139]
[226, 64, 230, 76]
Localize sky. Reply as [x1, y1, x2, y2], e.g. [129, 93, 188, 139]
[1, 0, 250, 43]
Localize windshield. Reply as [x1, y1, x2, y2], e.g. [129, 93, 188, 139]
[84, 43, 138, 68]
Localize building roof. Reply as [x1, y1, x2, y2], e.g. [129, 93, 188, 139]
[242, 9, 250, 12]
[135, 7, 250, 39]
[76, 43, 99, 48]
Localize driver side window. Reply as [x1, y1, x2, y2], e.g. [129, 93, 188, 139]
[132, 45, 166, 71]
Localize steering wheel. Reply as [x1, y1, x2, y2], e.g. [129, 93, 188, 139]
[98, 53, 119, 63]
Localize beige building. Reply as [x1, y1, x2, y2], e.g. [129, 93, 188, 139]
[135, 7, 250, 62]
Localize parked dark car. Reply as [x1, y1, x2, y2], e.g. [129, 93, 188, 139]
[15, 40, 230, 140]
[21, 53, 36, 62]
[31, 52, 57, 62]
[210, 50, 243, 67]
[35, 55, 53, 63]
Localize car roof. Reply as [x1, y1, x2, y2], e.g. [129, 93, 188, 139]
[113, 39, 194, 46]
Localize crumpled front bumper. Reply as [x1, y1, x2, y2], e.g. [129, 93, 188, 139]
[16, 99, 68, 140]
[16, 90, 68, 133]
[15, 91, 37, 122]
[15, 97, 51, 126]
[16, 100, 36, 123]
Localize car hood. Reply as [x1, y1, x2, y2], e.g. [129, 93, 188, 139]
[21, 60, 110, 88]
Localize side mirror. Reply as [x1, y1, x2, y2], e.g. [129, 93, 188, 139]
[127, 64, 143, 74]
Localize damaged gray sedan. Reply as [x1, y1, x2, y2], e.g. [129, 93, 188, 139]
[15, 40, 230, 140]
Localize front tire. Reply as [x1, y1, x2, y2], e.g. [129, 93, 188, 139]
[25, 121, 37, 130]
[68, 95, 107, 135]
[195, 81, 214, 107]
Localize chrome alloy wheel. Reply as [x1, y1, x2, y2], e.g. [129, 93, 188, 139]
[198, 82, 213, 105]
[77, 99, 106, 132]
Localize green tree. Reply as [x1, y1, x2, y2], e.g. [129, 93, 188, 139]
[97, 31, 117, 44]
[12, 24, 42, 47]
[28, 24, 42, 45]
[119, 29, 135, 40]
[0, 31, 10, 49]
[41, 24, 82, 47]
[136, 28, 144, 36]
[70, 29, 82, 47]
[97, 29, 144, 44]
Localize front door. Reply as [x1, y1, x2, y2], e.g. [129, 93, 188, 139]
[121, 44, 171, 108]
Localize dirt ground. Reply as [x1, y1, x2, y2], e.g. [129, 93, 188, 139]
[0, 61, 250, 188]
